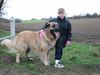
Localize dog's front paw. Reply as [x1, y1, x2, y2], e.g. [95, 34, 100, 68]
[44, 61, 50, 66]
[16, 59, 20, 63]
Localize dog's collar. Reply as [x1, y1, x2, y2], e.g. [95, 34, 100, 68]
[39, 30, 45, 39]
[39, 30, 56, 47]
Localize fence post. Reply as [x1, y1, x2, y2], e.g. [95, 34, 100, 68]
[10, 17, 15, 39]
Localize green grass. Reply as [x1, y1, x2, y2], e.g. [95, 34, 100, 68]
[0, 29, 10, 38]
[62, 42, 100, 65]
[0, 42, 100, 75]
[22, 20, 46, 24]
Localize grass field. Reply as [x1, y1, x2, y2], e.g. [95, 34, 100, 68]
[69, 18, 100, 33]
[0, 29, 100, 75]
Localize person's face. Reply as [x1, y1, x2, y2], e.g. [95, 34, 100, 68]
[58, 12, 65, 19]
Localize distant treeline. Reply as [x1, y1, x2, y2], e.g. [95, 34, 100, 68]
[1, 13, 100, 23]
[0, 18, 22, 23]
[68, 13, 100, 19]
[40, 13, 100, 20]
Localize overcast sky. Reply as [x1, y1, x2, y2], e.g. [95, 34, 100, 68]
[4, 0, 100, 20]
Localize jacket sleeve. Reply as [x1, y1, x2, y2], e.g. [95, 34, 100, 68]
[66, 21, 72, 41]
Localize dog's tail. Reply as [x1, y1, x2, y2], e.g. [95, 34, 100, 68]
[0, 39, 17, 53]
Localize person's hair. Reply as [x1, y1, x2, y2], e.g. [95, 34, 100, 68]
[58, 8, 65, 14]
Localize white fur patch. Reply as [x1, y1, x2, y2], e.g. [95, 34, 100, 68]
[1, 39, 17, 53]
[1, 39, 12, 45]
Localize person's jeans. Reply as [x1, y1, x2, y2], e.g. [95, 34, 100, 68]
[55, 36, 66, 60]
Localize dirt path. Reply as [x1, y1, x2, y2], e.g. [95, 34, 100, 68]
[0, 66, 100, 75]
[0, 55, 100, 75]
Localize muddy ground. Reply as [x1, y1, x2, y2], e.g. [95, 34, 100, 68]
[0, 55, 100, 75]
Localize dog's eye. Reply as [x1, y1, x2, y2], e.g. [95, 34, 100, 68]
[52, 24, 55, 28]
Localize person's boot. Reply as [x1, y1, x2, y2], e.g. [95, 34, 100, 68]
[54, 60, 64, 68]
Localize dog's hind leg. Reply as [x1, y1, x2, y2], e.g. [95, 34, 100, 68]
[26, 47, 33, 61]
[26, 47, 30, 59]
[16, 42, 28, 63]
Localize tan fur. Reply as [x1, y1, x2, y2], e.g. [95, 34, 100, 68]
[15, 30, 57, 65]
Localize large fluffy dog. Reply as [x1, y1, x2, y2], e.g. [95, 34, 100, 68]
[1, 22, 60, 65]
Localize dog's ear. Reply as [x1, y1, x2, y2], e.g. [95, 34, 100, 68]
[45, 22, 50, 29]
[42, 22, 50, 29]
[44, 22, 50, 29]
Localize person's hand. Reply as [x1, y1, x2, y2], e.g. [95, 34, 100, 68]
[66, 41, 71, 46]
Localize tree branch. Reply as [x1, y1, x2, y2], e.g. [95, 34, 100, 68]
[0, 0, 4, 10]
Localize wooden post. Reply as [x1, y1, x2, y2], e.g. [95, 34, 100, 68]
[10, 17, 15, 39]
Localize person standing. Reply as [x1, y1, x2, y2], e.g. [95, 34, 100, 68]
[49, 8, 72, 68]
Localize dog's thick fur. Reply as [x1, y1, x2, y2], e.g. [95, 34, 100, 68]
[1, 22, 60, 65]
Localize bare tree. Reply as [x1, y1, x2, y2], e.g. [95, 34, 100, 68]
[0, 0, 7, 17]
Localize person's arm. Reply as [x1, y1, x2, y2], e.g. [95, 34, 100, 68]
[66, 21, 72, 45]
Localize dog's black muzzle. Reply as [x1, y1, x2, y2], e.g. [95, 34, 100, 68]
[54, 28, 60, 32]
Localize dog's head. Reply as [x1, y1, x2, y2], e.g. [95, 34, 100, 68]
[43, 22, 60, 39]
[44, 22, 59, 32]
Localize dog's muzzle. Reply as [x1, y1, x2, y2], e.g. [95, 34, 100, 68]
[54, 28, 60, 38]
[54, 28, 60, 32]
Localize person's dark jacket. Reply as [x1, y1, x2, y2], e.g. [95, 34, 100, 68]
[49, 16, 72, 41]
